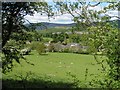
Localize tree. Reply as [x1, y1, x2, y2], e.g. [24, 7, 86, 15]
[36, 42, 46, 55]
[55, 1, 120, 86]
[2, 2, 53, 73]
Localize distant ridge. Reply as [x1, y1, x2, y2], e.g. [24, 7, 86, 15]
[25, 22, 76, 30]
[25, 20, 119, 30]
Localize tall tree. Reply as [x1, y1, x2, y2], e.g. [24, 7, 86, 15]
[2, 2, 53, 73]
[55, 1, 120, 85]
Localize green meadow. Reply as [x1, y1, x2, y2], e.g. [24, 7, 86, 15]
[3, 51, 108, 88]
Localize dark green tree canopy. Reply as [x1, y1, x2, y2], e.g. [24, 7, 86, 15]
[2, 2, 54, 73]
[2, 2, 53, 47]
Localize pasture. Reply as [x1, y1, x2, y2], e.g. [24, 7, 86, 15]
[3, 51, 108, 88]
[37, 27, 69, 34]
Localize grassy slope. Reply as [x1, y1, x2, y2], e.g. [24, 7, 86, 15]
[37, 27, 71, 34]
[3, 51, 108, 88]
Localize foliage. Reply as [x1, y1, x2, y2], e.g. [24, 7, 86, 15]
[2, 2, 53, 73]
[51, 32, 66, 43]
[86, 22, 119, 83]
[3, 72, 76, 88]
[89, 76, 120, 88]
[47, 43, 55, 52]
[66, 72, 81, 87]
[55, 1, 120, 87]
[35, 42, 46, 55]
[2, 40, 24, 73]
[62, 48, 70, 53]
[20, 48, 31, 55]
[69, 34, 81, 43]
[42, 37, 53, 43]
[45, 42, 89, 54]
[2, 1, 120, 88]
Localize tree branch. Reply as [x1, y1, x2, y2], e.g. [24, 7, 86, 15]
[88, 2, 101, 7]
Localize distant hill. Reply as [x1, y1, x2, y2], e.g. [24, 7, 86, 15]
[25, 22, 76, 30]
[25, 20, 119, 30]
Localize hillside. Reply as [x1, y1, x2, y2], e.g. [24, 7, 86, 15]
[25, 20, 119, 31]
[25, 22, 76, 30]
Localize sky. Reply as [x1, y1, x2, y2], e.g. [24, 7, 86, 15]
[24, 1, 119, 24]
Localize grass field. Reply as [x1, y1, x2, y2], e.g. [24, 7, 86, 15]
[37, 27, 71, 34]
[3, 51, 108, 88]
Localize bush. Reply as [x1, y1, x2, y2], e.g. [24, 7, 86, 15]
[47, 43, 54, 52]
[69, 46, 79, 53]
[35, 42, 46, 55]
[62, 48, 69, 53]
[77, 49, 90, 54]
[29, 42, 46, 55]
[29, 41, 38, 50]
[53, 43, 62, 52]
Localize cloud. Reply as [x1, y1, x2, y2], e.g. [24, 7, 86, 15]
[88, 5, 102, 11]
[24, 12, 49, 23]
[106, 10, 118, 16]
[105, 10, 119, 20]
[26, 5, 103, 23]
[24, 4, 119, 24]
[49, 14, 74, 23]
[24, 11, 74, 24]
[88, 5, 119, 20]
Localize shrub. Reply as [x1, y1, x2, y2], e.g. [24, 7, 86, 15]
[29, 42, 46, 55]
[29, 41, 38, 50]
[69, 46, 79, 53]
[77, 48, 90, 54]
[62, 48, 69, 53]
[47, 43, 54, 52]
[53, 43, 63, 52]
[35, 42, 46, 55]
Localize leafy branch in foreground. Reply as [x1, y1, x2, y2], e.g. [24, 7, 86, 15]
[2, 2, 54, 73]
[55, 1, 120, 87]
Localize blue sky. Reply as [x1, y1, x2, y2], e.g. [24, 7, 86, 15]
[24, 1, 118, 24]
